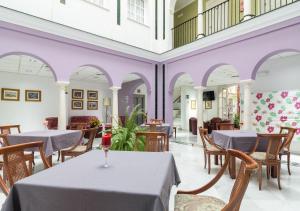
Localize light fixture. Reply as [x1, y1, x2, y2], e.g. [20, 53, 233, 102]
[103, 97, 111, 123]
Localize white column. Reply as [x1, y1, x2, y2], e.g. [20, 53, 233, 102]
[243, 0, 253, 21]
[241, 80, 253, 130]
[110, 86, 121, 128]
[195, 86, 206, 128]
[197, 0, 205, 38]
[57, 81, 69, 130]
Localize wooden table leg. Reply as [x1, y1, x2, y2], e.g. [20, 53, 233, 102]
[229, 156, 236, 179]
[214, 155, 219, 165]
[47, 155, 53, 167]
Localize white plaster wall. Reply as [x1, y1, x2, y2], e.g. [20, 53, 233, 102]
[68, 80, 112, 123]
[0, 72, 59, 132]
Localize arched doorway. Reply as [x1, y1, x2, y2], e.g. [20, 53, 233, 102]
[0, 53, 57, 131]
[172, 73, 195, 131]
[69, 66, 112, 124]
[205, 64, 240, 122]
[252, 51, 300, 153]
[119, 73, 150, 125]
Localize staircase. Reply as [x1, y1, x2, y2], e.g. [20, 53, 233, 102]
[173, 94, 181, 129]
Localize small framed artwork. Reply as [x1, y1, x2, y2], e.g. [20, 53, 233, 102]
[72, 89, 84, 99]
[1, 88, 20, 101]
[87, 101, 98, 110]
[87, 90, 98, 100]
[25, 90, 41, 102]
[72, 100, 83, 110]
[205, 101, 212, 109]
[191, 100, 196, 109]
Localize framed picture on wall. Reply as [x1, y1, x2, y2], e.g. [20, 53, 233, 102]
[72, 100, 83, 110]
[191, 100, 196, 109]
[87, 101, 98, 110]
[25, 90, 41, 102]
[205, 101, 212, 109]
[72, 89, 84, 99]
[87, 90, 98, 100]
[1, 88, 20, 101]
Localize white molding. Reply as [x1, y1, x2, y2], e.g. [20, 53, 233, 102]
[194, 86, 206, 90]
[127, 18, 150, 28]
[110, 86, 122, 91]
[239, 79, 254, 84]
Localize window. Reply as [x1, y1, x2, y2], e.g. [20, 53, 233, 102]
[84, 0, 104, 7]
[128, 0, 145, 24]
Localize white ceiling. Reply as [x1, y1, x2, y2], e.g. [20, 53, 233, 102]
[175, 0, 196, 12]
[0, 55, 141, 84]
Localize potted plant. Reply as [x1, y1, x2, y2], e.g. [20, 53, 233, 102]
[233, 113, 240, 129]
[110, 105, 146, 151]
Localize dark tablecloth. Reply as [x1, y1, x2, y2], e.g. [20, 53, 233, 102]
[2, 150, 180, 211]
[212, 130, 267, 152]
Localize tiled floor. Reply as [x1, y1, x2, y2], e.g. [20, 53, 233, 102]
[1, 131, 300, 211]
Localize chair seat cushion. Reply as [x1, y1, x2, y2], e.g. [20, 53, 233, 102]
[175, 194, 226, 211]
[62, 145, 87, 153]
[250, 152, 275, 161]
[206, 144, 221, 152]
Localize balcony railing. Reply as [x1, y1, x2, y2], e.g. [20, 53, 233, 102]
[172, 0, 299, 48]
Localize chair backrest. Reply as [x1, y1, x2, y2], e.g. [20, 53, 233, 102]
[0, 138, 50, 195]
[199, 128, 213, 150]
[223, 150, 258, 211]
[279, 126, 297, 150]
[136, 131, 168, 152]
[256, 134, 287, 161]
[0, 125, 21, 135]
[83, 128, 97, 151]
[217, 123, 235, 130]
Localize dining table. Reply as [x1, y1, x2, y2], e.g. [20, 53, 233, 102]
[211, 130, 268, 179]
[1, 150, 181, 211]
[7, 130, 82, 165]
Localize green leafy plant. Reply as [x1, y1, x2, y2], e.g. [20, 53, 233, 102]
[233, 113, 240, 128]
[111, 105, 146, 151]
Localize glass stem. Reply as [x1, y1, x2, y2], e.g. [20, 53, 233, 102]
[105, 150, 108, 166]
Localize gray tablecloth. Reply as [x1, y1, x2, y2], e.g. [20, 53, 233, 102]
[141, 123, 173, 137]
[7, 130, 82, 156]
[211, 130, 267, 152]
[2, 150, 180, 211]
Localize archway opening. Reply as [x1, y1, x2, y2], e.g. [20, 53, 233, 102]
[252, 51, 300, 153]
[119, 73, 149, 125]
[206, 64, 240, 123]
[69, 66, 112, 126]
[0, 54, 57, 131]
[172, 73, 195, 132]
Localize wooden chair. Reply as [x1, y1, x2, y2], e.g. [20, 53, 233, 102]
[0, 134, 35, 174]
[199, 128, 226, 174]
[136, 131, 169, 152]
[279, 126, 297, 175]
[0, 141, 50, 195]
[61, 128, 97, 162]
[250, 133, 287, 190]
[217, 123, 235, 130]
[69, 122, 88, 130]
[175, 149, 257, 211]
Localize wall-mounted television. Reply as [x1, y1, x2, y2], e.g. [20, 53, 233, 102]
[203, 91, 215, 101]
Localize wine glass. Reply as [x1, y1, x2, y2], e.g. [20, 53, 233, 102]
[101, 133, 112, 168]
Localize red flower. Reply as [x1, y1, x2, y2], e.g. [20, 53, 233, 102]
[281, 91, 288, 99]
[256, 115, 262, 122]
[256, 93, 263, 99]
[295, 102, 300, 109]
[266, 98, 270, 102]
[280, 116, 287, 122]
[278, 110, 283, 114]
[268, 103, 275, 110]
[296, 128, 300, 135]
[267, 126, 274, 133]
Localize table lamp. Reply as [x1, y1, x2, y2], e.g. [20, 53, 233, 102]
[103, 97, 111, 123]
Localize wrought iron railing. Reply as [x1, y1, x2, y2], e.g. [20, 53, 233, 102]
[172, 0, 299, 48]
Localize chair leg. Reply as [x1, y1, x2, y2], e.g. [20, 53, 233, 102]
[220, 155, 223, 167]
[61, 153, 65, 162]
[258, 162, 262, 190]
[57, 151, 61, 162]
[266, 165, 270, 180]
[208, 154, 211, 174]
[31, 152, 35, 166]
[287, 153, 291, 176]
[204, 151, 207, 169]
[277, 163, 282, 190]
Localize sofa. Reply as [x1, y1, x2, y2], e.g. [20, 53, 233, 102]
[203, 117, 231, 134]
